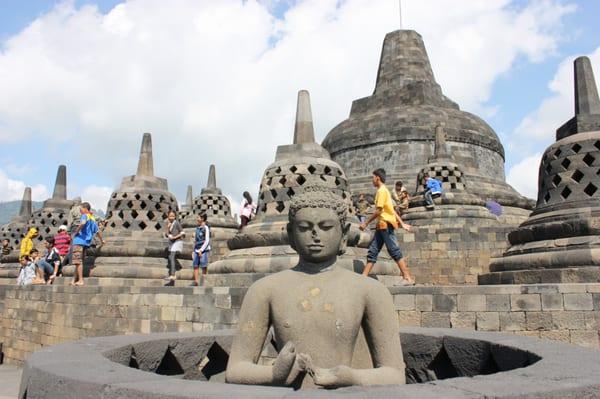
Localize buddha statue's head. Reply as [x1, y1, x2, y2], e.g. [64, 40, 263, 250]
[288, 186, 350, 263]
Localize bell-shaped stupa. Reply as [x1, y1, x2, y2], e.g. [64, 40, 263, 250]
[89, 133, 180, 278]
[210, 90, 399, 278]
[483, 56, 600, 284]
[322, 30, 534, 221]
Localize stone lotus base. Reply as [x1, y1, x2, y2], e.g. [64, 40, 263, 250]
[19, 328, 600, 398]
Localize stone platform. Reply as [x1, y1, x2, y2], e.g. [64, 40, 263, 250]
[19, 328, 600, 398]
[1, 281, 599, 366]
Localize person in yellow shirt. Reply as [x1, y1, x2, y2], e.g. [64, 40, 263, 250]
[359, 169, 415, 285]
[20, 227, 38, 261]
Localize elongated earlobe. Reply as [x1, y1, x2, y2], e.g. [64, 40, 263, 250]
[338, 221, 350, 255]
[286, 222, 296, 252]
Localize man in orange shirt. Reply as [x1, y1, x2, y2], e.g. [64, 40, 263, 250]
[359, 168, 415, 285]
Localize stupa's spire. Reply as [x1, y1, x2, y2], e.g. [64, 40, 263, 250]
[136, 133, 154, 177]
[575, 56, 600, 115]
[207, 164, 217, 188]
[52, 165, 67, 200]
[293, 90, 316, 144]
[19, 187, 32, 217]
[185, 185, 193, 208]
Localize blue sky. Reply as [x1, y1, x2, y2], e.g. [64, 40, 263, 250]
[0, 0, 598, 210]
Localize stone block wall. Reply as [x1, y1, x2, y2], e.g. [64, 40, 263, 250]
[391, 284, 600, 349]
[1, 282, 599, 365]
[397, 225, 513, 285]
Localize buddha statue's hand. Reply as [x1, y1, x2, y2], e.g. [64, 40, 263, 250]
[311, 365, 354, 388]
[272, 342, 305, 386]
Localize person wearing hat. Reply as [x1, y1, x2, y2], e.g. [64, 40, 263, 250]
[54, 225, 71, 268]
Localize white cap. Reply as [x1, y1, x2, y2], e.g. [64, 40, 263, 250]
[58, 225, 68, 231]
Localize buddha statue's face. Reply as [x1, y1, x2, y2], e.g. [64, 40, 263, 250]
[288, 207, 347, 263]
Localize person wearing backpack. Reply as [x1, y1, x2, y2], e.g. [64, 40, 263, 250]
[70, 202, 103, 286]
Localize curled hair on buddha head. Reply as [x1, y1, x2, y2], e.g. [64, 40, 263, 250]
[288, 185, 348, 224]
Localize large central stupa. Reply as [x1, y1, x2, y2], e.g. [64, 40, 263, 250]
[322, 30, 533, 220]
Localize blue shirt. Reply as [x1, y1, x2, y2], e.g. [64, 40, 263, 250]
[73, 214, 97, 247]
[194, 225, 211, 252]
[426, 178, 442, 194]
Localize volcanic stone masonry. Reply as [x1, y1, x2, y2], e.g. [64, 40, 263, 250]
[322, 30, 534, 222]
[210, 90, 400, 279]
[80, 133, 180, 280]
[482, 56, 600, 284]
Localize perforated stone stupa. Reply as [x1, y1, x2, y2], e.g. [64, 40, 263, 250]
[182, 164, 238, 261]
[483, 56, 600, 284]
[210, 90, 399, 277]
[90, 133, 179, 279]
[29, 165, 73, 246]
[322, 30, 534, 221]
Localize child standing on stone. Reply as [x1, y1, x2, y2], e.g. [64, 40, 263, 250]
[164, 210, 185, 286]
[192, 213, 211, 286]
[239, 191, 256, 229]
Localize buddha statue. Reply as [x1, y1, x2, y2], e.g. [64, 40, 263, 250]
[226, 186, 405, 389]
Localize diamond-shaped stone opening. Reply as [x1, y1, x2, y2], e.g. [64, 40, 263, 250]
[560, 186, 572, 199]
[584, 183, 598, 197]
[131, 210, 138, 219]
[155, 348, 184, 376]
[275, 167, 282, 174]
[595, 141, 600, 151]
[134, 193, 141, 200]
[323, 166, 331, 175]
[561, 158, 571, 169]
[122, 193, 128, 198]
[571, 143, 582, 153]
[123, 221, 131, 229]
[111, 193, 117, 199]
[571, 169, 584, 183]
[278, 176, 287, 186]
[296, 175, 306, 185]
[270, 189, 277, 199]
[147, 194, 153, 201]
[552, 175, 562, 186]
[287, 187, 295, 198]
[118, 210, 125, 219]
[275, 201, 285, 213]
[554, 148, 562, 157]
[154, 223, 162, 230]
[289, 165, 298, 173]
[140, 201, 147, 209]
[147, 211, 155, 220]
[199, 342, 230, 381]
[138, 221, 147, 230]
[583, 153, 595, 167]
[155, 203, 161, 210]
[126, 200, 134, 209]
[307, 165, 316, 174]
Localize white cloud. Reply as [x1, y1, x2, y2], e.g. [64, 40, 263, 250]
[515, 46, 600, 140]
[506, 153, 542, 199]
[80, 184, 113, 212]
[0, 169, 48, 202]
[0, 0, 576, 202]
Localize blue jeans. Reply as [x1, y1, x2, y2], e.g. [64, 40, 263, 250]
[367, 225, 403, 263]
[193, 251, 210, 269]
[424, 189, 441, 206]
[37, 260, 54, 280]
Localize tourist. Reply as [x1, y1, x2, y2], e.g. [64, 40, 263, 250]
[1, 239, 12, 258]
[392, 180, 410, 215]
[16, 255, 36, 286]
[28, 249, 46, 285]
[192, 213, 211, 286]
[356, 193, 369, 223]
[485, 199, 503, 217]
[67, 197, 82, 235]
[36, 237, 61, 284]
[71, 202, 103, 286]
[360, 168, 415, 285]
[164, 210, 185, 286]
[20, 227, 38, 261]
[423, 175, 442, 209]
[239, 191, 256, 229]
[53, 225, 71, 261]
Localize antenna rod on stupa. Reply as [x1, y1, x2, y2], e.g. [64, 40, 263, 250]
[52, 165, 67, 200]
[398, 0, 403, 29]
[207, 164, 217, 189]
[185, 185, 193, 207]
[574, 56, 600, 115]
[136, 133, 154, 177]
[293, 90, 316, 144]
[19, 187, 32, 217]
